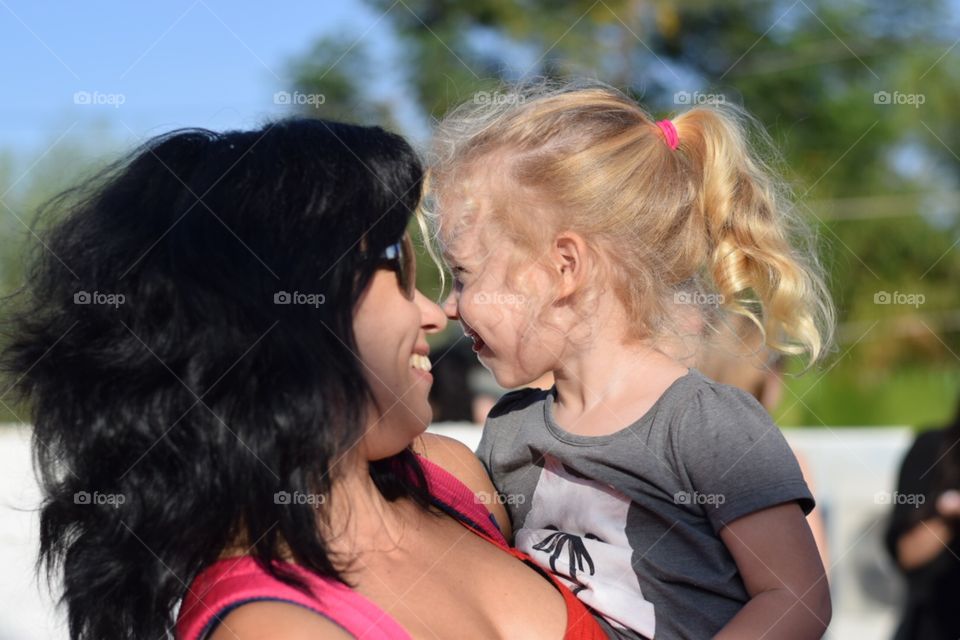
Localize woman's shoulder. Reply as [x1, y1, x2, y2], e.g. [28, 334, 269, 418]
[413, 432, 495, 495]
[210, 600, 354, 640]
[413, 432, 512, 540]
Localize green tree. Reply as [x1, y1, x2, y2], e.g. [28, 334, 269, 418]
[267, 1, 960, 424]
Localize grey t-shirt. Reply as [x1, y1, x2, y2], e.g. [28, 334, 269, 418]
[476, 368, 814, 640]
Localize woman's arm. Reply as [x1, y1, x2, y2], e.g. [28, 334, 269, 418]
[714, 502, 831, 640]
[412, 432, 513, 540]
[895, 490, 960, 570]
[211, 601, 354, 640]
[896, 517, 956, 570]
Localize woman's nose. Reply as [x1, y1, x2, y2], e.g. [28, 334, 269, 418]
[417, 290, 448, 334]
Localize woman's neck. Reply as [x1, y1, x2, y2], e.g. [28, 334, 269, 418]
[216, 455, 413, 562]
[322, 458, 414, 557]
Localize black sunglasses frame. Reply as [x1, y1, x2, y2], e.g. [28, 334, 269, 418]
[376, 234, 415, 299]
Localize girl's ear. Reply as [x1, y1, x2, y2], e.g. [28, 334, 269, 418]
[553, 231, 589, 299]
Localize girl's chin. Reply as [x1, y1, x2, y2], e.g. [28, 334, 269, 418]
[488, 368, 519, 390]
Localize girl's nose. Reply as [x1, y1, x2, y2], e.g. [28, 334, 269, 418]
[442, 291, 459, 320]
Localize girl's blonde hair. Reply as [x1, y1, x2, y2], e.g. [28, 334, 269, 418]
[422, 80, 835, 367]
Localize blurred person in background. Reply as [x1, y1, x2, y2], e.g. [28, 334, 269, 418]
[885, 394, 960, 640]
[427, 337, 480, 423]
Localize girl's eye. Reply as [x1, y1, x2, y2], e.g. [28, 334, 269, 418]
[452, 267, 468, 290]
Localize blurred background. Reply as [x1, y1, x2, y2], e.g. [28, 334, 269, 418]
[1, 1, 958, 638]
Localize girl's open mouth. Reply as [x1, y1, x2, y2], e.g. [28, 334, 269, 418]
[466, 328, 486, 353]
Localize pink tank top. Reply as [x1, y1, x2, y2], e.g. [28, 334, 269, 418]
[175, 455, 607, 640]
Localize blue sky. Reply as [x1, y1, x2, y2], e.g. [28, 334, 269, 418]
[2, 0, 956, 197]
[0, 0, 414, 157]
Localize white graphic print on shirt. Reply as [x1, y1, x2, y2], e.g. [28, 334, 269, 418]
[515, 455, 656, 638]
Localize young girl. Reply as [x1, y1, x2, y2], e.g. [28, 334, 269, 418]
[424, 83, 835, 639]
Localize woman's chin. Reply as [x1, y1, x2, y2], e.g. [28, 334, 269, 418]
[408, 410, 433, 441]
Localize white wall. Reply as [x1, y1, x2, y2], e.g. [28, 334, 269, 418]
[0, 426, 65, 640]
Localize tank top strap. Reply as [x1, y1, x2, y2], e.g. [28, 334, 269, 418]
[175, 556, 410, 640]
[415, 453, 508, 544]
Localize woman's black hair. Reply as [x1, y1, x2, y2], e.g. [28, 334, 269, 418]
[0, 118, 431, 639]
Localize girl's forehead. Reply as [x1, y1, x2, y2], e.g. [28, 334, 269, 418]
[438, 159, 508, 209]
[438, 182, 486, 218]
[434, 162, 518, 261]
[441, 231, 473, 262]
[438, 200, 484, 251]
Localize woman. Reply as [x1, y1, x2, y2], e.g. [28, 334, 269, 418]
[885, 395, 960, 640]
[1, 119, 607, 639]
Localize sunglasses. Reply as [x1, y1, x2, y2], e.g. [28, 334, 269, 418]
[377, 234, 415, 298]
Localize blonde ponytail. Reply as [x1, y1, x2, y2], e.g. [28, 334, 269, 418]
[675, 105, 835, 366]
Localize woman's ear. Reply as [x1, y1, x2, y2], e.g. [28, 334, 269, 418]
[553, 231, 588, 299]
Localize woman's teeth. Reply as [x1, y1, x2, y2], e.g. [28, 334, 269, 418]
[410, 354, 432, 372]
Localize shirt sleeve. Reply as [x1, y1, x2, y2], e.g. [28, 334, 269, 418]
[474, 388, 531, 489]
[475, 417, 496, 479]
[674, 380, 815, 534]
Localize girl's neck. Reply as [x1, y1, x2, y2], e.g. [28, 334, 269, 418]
[551, 340, 689, 435]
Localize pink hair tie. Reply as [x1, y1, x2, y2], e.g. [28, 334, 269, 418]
[655, 119, 679, 150]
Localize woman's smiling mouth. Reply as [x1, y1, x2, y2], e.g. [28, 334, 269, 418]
[409, 351, 433, 384]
